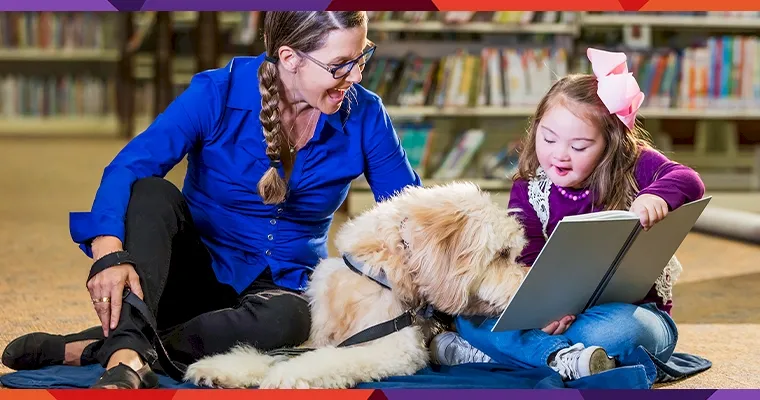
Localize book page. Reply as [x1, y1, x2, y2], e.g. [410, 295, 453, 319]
[563, 210, 639, 222]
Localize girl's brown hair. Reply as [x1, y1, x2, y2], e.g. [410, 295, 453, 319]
[514, 73, 655, 210]
[257, 11, 368, 204]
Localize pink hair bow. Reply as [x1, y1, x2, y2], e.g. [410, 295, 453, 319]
[587, 48, 645, 130]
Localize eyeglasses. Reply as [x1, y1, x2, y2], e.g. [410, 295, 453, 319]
[298, 42, 376, 80]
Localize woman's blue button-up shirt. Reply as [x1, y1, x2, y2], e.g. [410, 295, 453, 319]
[69, 53, 421, 293]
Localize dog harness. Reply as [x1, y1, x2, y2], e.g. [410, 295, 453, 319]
[339, 251, 436, 340]
[331, 216, 435, 347]
[342, 253, 392, 289]
[263, 251, 435, 359]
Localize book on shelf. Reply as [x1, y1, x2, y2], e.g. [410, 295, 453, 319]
[362, 46, 568, 109]
[704, 11, 760, 18]
[577, 36, 760, 111]
[0, 74, 115, 118]
[0, 12, 114, 51]
[395, 123, 521, 182]
[492, 196, 711, 332]
[585, 11, 760, 19]
[367, 11, 578, 25]
[397, 122, 437, 178]
[431, 129, 485, 180]
[482, 138, 521, 180]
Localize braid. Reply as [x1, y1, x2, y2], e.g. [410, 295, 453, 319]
[257, 61, 288, 204]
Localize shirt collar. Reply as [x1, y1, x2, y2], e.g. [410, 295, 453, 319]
[225, 53, 347, 135]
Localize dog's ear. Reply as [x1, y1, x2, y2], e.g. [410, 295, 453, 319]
[333, 199, 416, 301]
[404, 201, 483, 314]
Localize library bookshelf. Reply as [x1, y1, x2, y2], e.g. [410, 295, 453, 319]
[2, 11, 758, 213]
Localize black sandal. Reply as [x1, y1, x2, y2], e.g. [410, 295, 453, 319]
[2, 326, 103, 370]
[91, 362, 160, 389]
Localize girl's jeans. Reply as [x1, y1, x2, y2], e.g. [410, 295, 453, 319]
[455, 302, 679, 369]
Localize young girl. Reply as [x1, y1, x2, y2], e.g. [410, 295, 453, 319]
[429, 48, 705, 382]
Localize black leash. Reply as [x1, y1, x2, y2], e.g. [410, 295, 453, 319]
[264, 309, 417, 357]
[94, 250, 427, 377]
[266, 255, 429, 358]
[87, 251, 189, 382]
[122, 289, 189, 382]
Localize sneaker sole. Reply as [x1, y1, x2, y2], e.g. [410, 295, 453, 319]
[588, 348, 617, 375]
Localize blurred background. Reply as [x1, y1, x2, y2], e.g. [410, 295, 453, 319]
[0, 11, 759, 388]
[2, 11, 759, 209]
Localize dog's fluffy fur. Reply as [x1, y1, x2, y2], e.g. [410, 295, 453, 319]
[183, 182, 528, 389]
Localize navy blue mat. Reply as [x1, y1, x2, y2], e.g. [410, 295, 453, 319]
[1, 360, 652, 389]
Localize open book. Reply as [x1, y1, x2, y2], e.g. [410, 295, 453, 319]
[492, 196, 711, 332]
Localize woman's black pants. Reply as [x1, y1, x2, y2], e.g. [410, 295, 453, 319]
[90, 177, 311, 372]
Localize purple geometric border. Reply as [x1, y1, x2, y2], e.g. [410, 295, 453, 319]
[347, 390, 760, 400]
[377, 390, 759, 400]
[0, 0, 333, 10]
[0, 0, 118, 10]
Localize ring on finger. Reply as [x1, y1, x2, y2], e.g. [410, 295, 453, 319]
[92, 296, 111, 304]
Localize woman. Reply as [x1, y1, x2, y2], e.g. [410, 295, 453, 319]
[2, 11, 421, 389]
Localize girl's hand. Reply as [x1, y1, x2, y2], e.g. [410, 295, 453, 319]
[630, 194, 669, 231]
[542, 315, 575, 335]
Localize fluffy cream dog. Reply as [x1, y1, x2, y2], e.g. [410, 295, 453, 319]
[183, 182, 528, 389]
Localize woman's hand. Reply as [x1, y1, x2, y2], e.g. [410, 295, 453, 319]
[630, 194, 669, 231]
[88, 236, 144, 336]
[542, 315, 575, 335]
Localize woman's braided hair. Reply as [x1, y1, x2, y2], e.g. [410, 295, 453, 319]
[257, 11, 367, 204]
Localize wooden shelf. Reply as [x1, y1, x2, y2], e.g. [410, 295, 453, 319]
[133, 11, 243, 31]
[0, 116, 120, 137]
[582, 14, 760, 29]
[386, 106, 535, 119]
[351, 177, 512, 191]
[385, 106, 760, 120]
[170, 11, 243, 28]
[641, 108, 760, 120]
[132, 54, 235, 81]
[0, 48, 119, 62]
[370, 21, 579, 35]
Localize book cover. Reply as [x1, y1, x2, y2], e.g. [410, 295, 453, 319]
[491, 197, 711, 332]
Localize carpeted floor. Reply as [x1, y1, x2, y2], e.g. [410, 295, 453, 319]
[1, 138, 759, 389]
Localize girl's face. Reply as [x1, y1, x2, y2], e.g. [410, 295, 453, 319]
[291, 26, 371, 115]
[535, 103, 606, 189]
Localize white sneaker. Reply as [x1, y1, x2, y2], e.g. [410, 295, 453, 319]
[549, 343, 616, 380]
[429, 331, 494, 366]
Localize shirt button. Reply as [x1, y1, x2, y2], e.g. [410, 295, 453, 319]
[277, 208, 283, 213]
[270, 219, 277, 225]
[265, 249, 271, 256]
[267, 234, 274, 240]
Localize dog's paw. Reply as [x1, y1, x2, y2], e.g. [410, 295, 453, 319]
[258, 369, 311, 389]
[259, 363, 352, 389]
[184, 356, 247, 388]
[183, 347, 277, 388]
